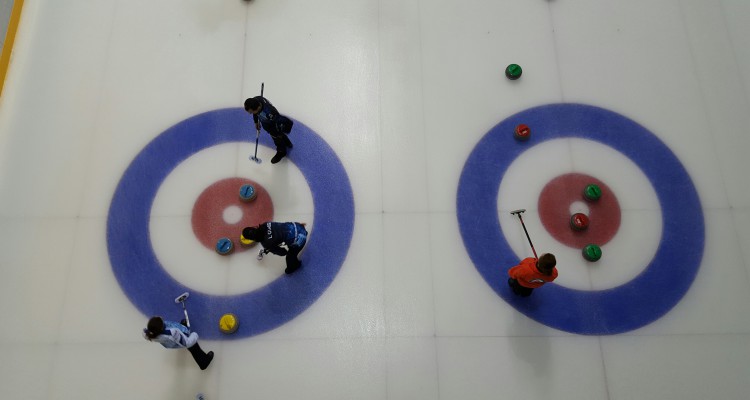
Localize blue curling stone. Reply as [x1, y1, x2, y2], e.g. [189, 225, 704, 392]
[239, 184, 257, 202]
[215, 237, 234, 255]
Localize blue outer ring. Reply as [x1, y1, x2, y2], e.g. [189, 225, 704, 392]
[107, 108, 355, 339]
[457, 103, 705, 335]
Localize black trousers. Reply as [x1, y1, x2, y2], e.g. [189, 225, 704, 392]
[285, 245, 302, 272]
[187, 342, 212, 370]
[271, 133, 293, 155]
[508, 278, 534, 297]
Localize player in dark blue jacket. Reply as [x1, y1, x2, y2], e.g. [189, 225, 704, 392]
[242, 222, 308, 274]
[244, 96, 294, 164]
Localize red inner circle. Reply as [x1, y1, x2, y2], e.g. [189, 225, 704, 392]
[191, 177, 273, 252]
[538, 173, 620, 248]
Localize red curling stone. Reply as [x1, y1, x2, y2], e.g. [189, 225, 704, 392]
[514, 124, 531, 141]
[570, 213, 590, 231]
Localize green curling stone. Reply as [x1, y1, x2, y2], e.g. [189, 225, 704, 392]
[505, 64, 522, 80]
[582, 244, 602, 262]
[583, 184, 602, 201]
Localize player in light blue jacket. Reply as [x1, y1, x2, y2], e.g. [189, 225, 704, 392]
[143, 316, 214, 370]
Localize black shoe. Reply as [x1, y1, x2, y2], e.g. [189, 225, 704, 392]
[200, 351, 214, 370]
[283, 135, 293, 148]
[271, 152, 285, 164]
[285, 262, 301, 274]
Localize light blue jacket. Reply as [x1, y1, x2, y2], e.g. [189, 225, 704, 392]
[143, 320, 198, 349]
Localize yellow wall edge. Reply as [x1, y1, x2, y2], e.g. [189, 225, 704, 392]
[0, 0, 25, 98]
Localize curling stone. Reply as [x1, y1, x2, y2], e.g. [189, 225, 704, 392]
[583, 184, 602, 201]
[570, 213, 590, 231]
[505, 64, 522, 80]
[219, 313, 239, 334]
[514, 124, 531, 141]
[582, 244, 602, 262]
[239, 184, 257, 202]
[239, 232, 255, 247]
[215, 237, 234, 255]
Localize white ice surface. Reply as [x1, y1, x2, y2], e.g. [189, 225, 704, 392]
[1, 0, 749, 399]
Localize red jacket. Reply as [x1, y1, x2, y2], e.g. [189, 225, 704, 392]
[508, 257, 558, 288]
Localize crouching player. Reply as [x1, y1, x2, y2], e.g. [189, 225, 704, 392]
[242, 221, 308, 274]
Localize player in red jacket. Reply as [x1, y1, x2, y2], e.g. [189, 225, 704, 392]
[507, 253, 558, 297]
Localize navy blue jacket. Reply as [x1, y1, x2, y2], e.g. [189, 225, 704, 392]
[251, 96, 293, 136]
[257, 222, 305, 255]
